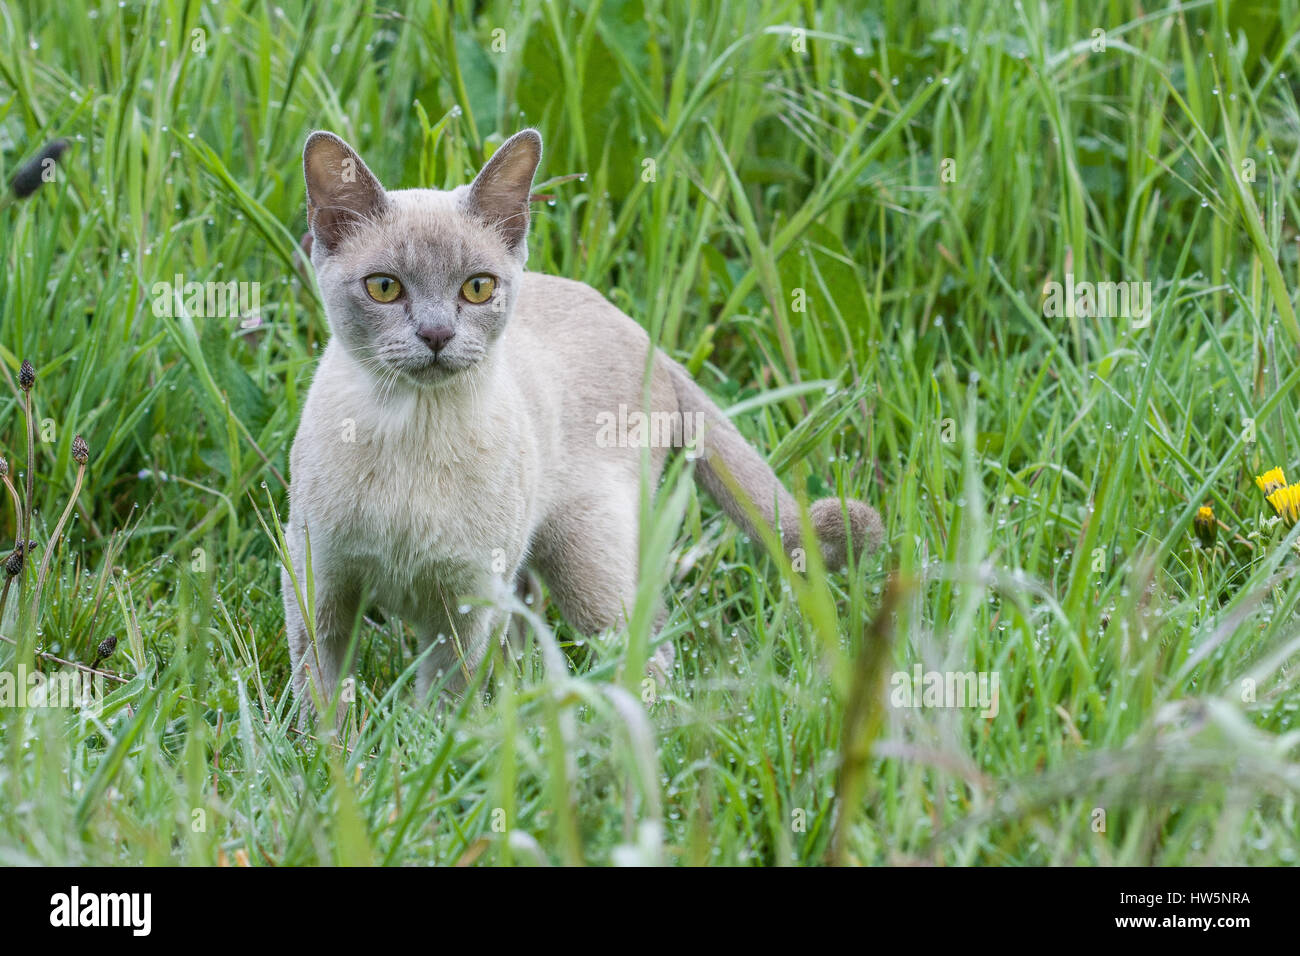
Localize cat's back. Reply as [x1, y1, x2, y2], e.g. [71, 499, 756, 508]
[509, 271, 673, 400]
[513, 271, 646, 345]
[505, 271, 678, 480]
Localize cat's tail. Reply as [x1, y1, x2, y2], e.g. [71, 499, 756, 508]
[664, 358, 883, 568]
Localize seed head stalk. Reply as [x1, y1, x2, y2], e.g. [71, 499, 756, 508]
[18, 360, 35, 592]
[30, 436, 89, 616]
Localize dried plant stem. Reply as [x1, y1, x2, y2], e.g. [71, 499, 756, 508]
[30, 461, 85, 616]
[2, 474, 20, 536]
[0, 573, 13, 627]
[0, 460, 19, 630]
[828, 574, 902, 866]
[0, 629, 124, 683]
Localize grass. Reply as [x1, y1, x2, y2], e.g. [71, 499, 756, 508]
[1, 0, 1299, 865]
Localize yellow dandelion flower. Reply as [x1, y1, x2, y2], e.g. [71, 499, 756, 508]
[1193, 504, 1217, 548]
[1255, 467, 1287, 496]
[1266, 483, 1300, 525]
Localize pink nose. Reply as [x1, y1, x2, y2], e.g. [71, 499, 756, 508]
[417, 323, 454, 353]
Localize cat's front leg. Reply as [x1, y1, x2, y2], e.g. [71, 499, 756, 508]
[415, 602, 506, 703]
[282, 542, 362, 726]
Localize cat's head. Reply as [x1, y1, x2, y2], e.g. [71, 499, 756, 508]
[302, 129, 542, 388]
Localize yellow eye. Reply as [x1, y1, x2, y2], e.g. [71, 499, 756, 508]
[461, 274, 496, 304]
[364, 275, 402, 303]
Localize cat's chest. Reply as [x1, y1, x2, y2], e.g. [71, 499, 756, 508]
[290, 349, 544, 587]
[328, 426, 531, 567]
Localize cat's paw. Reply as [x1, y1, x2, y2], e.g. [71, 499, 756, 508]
[647, 641, 676, 688]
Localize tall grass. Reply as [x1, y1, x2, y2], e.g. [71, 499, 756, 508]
[0, 0, 1298, 864]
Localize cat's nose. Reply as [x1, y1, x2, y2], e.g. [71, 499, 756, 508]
[416, 322, 454, 353]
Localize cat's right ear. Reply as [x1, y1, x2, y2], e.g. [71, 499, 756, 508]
[303, 131, 388, 253]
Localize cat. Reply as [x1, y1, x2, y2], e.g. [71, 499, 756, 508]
[283, 128, 883, 718]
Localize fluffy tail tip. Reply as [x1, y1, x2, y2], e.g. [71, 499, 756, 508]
[809, 498, 884, 569]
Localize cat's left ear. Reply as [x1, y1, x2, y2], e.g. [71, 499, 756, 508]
[463, 129, 542, 251]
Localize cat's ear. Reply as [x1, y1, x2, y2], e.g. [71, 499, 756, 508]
[303, 131, 388, 253]
[463, 129, 542, 251]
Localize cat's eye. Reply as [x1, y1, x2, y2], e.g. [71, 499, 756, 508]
[364, 274, 402, 303]
[461, 274, 496, 304]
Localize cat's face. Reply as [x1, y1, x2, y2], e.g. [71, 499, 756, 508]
[302, 130, 541, 388]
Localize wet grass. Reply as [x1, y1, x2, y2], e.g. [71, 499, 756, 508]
[1, 0, 1299, 864]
